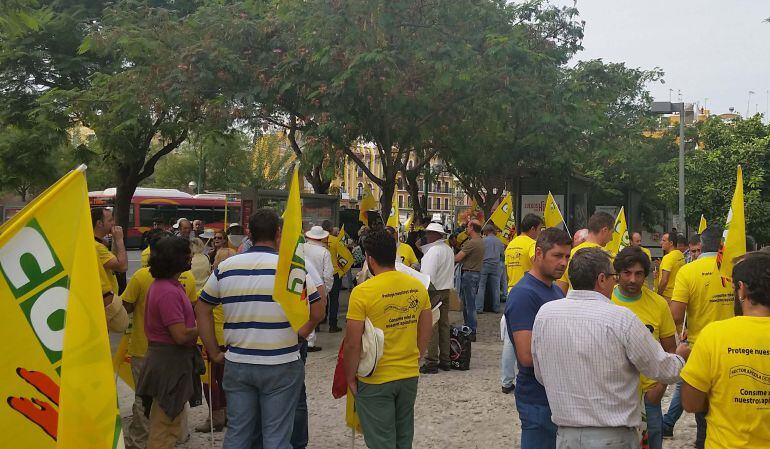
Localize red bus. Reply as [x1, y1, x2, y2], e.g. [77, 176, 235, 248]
[88, 187, 241, 248]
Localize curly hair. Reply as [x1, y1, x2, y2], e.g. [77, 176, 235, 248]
[362, 229, 396, 268]
[613, 246, 651, 278]
[732, 251, 770, 308]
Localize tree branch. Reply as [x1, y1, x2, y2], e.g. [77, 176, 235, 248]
[137, 128, 189, 181]
[343, 145, 384, 185]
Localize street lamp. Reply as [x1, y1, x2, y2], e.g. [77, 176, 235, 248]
[651, 101, 688, 233]
[188, 180, 197, 194]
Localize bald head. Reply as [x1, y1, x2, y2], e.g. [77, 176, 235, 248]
[573, 228, 589, 247]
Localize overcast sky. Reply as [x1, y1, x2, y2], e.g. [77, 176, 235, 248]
[553, 0, 770, 117]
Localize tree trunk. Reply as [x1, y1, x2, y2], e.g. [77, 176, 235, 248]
[402, 169, 426, 221]
[379, 179, 396, 225]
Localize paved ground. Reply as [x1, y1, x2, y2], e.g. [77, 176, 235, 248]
[116, 255, 698, 448]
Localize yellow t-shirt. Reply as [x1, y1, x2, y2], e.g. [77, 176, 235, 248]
[559, 241, 602, 286]
[680, 317, 770, 449]
[121, 267, 200, 357]
[640, 246, 652, 261]
[95, 241, 118, 295]
[328, 234, 341, 274]
[397, 243, 418, 268]
[140, 246, 151, 268]
[505, 234, 536, 291]
[346, 270, 431, 385]
[658, 249, 685, 298]
[671, 254, 734, 344]
[611, 286, 676, 391]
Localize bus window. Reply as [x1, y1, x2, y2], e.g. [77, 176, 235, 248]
[140, 204, 178, 227]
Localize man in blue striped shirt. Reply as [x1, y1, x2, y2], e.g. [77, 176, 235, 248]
[196, 208, 326, 449]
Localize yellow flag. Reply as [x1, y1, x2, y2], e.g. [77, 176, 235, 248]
[487, 194, 516, 244]
[714, 166, 746, 289]
[605, 206, 629, 256]
[544, 192, 566, 229]
[0, 165, 121, 448]
[273, 166, 311, 332]
[698, 215, 707, 234]
[333, 226, 355, 276]
[386, 193, 399, 228]
[358, 186, 376, 226]
[112, 334, 135, 389]
[345, 388, 362, 432]
[403, 213, 414, 232]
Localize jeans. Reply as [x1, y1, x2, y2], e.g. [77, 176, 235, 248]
[501, 331, 517, 388]
[556, 427, 638, 449]
[499, 261, 508, 302]
[328, 274, 342, 327]
[460, 271, 480, 333]
[476, 261, 501, 312]
[356, 377, 419, 449]
[645, 400, 663, 449]
[223, 359, 304, 449]
[515, 397, 557, 449]
[662, 381, 682, 432]
[291, 342, 308, 449]
[695, 412, 707, 449]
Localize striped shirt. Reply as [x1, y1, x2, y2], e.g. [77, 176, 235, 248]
[532, 289, 684, 428]
[199, 245, 321, 365]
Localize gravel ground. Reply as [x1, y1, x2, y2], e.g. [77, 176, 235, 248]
[117, 292, 698, 449]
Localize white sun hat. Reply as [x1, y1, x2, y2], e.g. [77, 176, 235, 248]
[425, 222, 447, 234]
[305, 225, 330, 240]
[357, 318, 384, 378]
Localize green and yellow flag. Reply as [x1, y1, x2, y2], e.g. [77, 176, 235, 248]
[386, 194, 399, 228]
[0, 165, 121, 449]
[605, 206, 629, 256]
[487, 193, 516, 244]
[713, 166, 746, 290]
[333, 226, 355, 276]
[544, 192, 566, 229]
[358, 186, 376, 226]
[273, 166, 311, 332]
[698, 215, 707, 234]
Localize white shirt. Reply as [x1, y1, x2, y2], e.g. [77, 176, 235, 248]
[420, 239, 455, 290]
[304, 240, 333, 292]
[532, 289, 684, 428]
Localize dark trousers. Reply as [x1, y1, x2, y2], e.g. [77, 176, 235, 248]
[695, 412, 707, 449]
[328, 274, 342, 327]
[291, 341, 309, 449]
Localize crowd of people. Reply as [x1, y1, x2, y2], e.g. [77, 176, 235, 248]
[90, 204, 770, 449]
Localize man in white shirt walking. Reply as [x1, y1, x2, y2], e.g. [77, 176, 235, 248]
[532, 247, 687, 449]
[419, 223, 455, 374]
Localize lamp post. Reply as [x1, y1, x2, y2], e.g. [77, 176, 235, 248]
[651, 101, 688, 233]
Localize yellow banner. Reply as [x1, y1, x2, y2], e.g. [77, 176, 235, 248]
[698, 215, 707, 234]
[358, 186, 376, 226]
[403, 213, 414, 232]
[112, 334, 134, 389]
[0, 166, 121, 449]
[273, 166, 311, 332]
[713, 166, 746, 289]
[488, 194, 516, 244]
[544, 191, 566, 229]
[333, 226, 355, 276]
[386, 193, 399, 228]
[345, 388, 361, 432]
[605, 206, 629, 256]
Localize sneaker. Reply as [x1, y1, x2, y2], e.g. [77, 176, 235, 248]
[307, 346, 322, 352]
[501, 385, 515, 394]
[662, 426, 673, 439]
[329, 326, 342, 333]
[469, 333, 477, 342]
[420, 364, 438, 374]
[438, 362, 451, 371]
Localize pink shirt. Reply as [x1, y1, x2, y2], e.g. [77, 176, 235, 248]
[145, 278, 196, 345]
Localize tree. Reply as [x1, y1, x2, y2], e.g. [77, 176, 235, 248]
[658, 115, 770, 243]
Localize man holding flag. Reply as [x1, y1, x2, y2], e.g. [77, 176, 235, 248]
[196, 206, 326, 447]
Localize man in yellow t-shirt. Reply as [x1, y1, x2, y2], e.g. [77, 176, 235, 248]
[397, 241, 418, 268]
[669, 226, 735, 447]
[121, 232, 200, 449]
[555, 211, 615, 293]
[680, 251, 770, 449]
[344, 229, 432, 449]
[92, 207, 129, 332]
[656, 232, 685, 300]
[630, 231, 652, 261]
[505, 213, 543, 292]
[611, 246, 676, 449]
